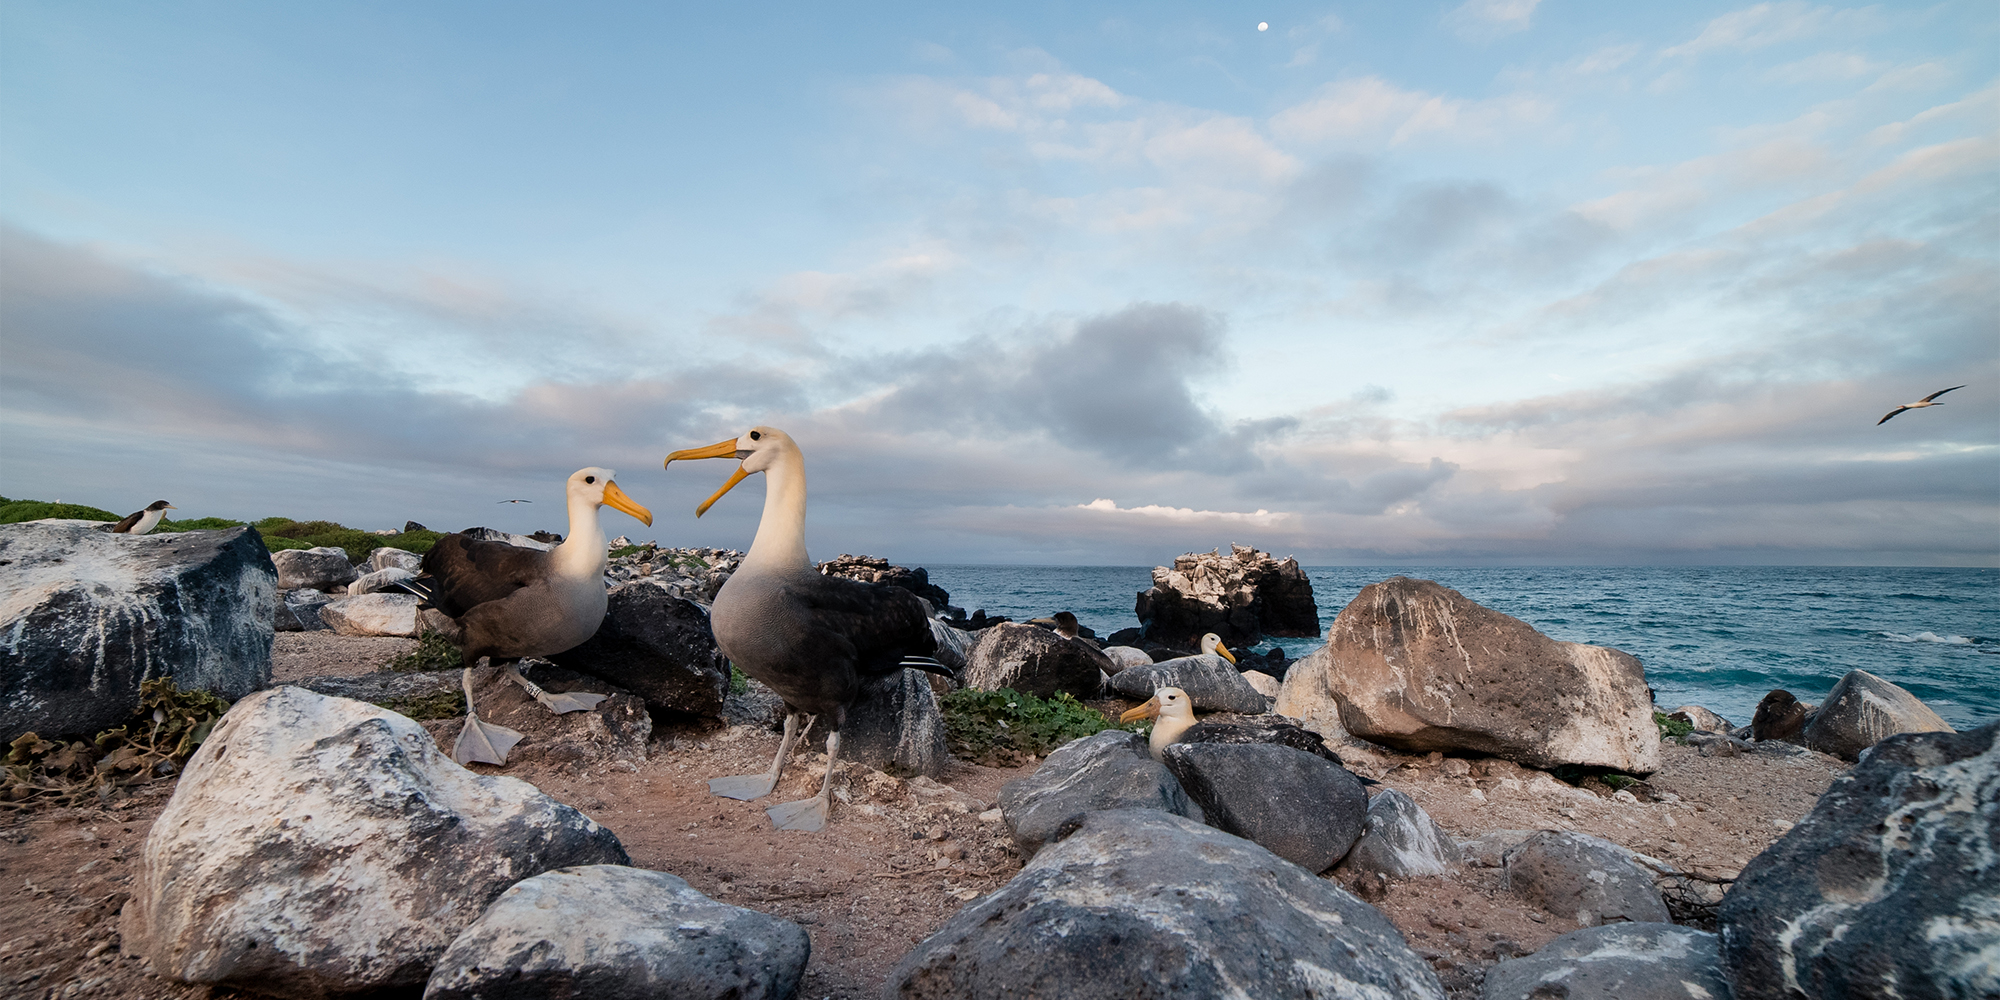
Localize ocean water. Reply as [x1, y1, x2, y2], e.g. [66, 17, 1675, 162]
[926, 565, 2000, 731]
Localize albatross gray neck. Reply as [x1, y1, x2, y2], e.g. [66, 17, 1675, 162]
[551, 489, 608, 580]
[744, 450, 810, 575]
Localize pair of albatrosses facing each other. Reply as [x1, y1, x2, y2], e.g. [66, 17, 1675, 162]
[666, 427, 954, 833]
[399, 468, 653, 765]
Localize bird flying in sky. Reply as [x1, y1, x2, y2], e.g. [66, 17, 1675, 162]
[1878, 385, 1967, 425]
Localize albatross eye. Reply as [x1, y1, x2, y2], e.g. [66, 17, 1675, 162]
[584, 476, 596, 484]
[749, 431, 762, 441]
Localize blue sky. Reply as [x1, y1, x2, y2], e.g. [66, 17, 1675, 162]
[2, 1, 1995, 565]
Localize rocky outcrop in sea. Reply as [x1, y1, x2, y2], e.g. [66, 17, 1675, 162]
[1132, 544, 1319, 651]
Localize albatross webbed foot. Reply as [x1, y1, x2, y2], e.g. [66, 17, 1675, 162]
[453, 665, 524, 765]
[708, 773, 779, 800]
[765, 795, 829, 832]
[503, 661, 607, 714]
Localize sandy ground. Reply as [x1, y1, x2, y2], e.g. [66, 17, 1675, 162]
[0, 633, 1848, 999]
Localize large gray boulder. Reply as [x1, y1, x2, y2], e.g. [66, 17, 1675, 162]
[278, 588, 335, 633]
[962, 622, 1109, 700]
[319, 592, 421, 637]
[1133, 544, 1320, 650]
[1719, 722, 1999, 1000]
[425, 866, 809, 1000]
[1504, 830, 1671, 927]
[344, 566, 416, 597]
[550, 581, 729, 717]
[1271, 645, 1350, 742]
[0, 522, 274, 742]
[366, 546, 424, 573]
[123, 686, 628, 998]
[1800, 668, 1954, 761]
[1161, 742, 1368, 873]
[1298, 577, 1659, 773]
[926, 619, 974, 675]
[1109, 652, 1270, 713]
[840, 667, 948, 778]
[886, 808, 1445, 1000]
[1338, 787, 1463, 878]
[270, 546, 357, 591]
[1482, 923, 1731, 1000]
[997, 730, 1202, 855]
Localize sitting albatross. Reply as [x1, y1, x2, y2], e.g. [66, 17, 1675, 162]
[399, 468, 652, 765]
[1121, 686, 1352, 770]
[111, 500, 175, 534]
[666, 426, 951, 832]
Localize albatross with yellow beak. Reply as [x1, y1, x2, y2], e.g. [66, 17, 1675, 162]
[1121, 685, 1355, 771]
[666, 426, 951, 832]
[399, 467, 652, 765]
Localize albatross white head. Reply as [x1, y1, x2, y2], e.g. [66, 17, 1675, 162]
[665, 426, 810, 572]
[1121, 686, 1198, 761]
[553, 467, 653, 577]
[1198, 633, 1238, 664]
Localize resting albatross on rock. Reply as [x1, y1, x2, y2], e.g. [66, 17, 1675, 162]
[666, 426, 952, 832]
[1122, 686, 1355, 772]
[398, 468, 652, 765]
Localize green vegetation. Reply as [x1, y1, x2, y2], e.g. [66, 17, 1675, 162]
[378, 688, 466, 721]
[1601, 773, 1640, 791]
[941, 686, 1141, 766]
[157, 516, 248, 532]
[2, 679, 230, 810]
[0, 499, 121, 524]
[1654, 710, 1694, 743]
[388, 630, 464, 673]
[728, 664, 748, 695]
[0, 496, 443, 564]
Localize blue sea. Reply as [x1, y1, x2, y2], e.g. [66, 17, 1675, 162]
[925, 565, 2000, 731]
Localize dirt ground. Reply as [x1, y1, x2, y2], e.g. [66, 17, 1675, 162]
[0, 634, 1849, 999]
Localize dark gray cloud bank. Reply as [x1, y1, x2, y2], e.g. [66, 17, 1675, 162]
[1, 224, 1993, 566]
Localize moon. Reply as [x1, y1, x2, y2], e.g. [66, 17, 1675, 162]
[1258, 22, 1269, 31]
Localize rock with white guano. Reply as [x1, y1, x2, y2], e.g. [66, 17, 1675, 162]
[1503, 830, 1670, 927]
[366, 546, 424, 573]
[1290, 577, 1660, 773]
[1666, 704, 1732, 733]
[424, 865, 810, 1000]
[1132, 544, 1320, 651]
[1270, 645, 1350, 743]
[270, 545, 357, 591]
[925, 619, 974, 675]
[1100, 646, 1152, 673]
[996, 730, 1202, 855]
[1798, 668, 1954, 761]
[839, 667, 949, 778]
[887, 808, 1445, 1000]
[0, 522, 274, 743]
[1338, 787, 1462, 878]
[345, 566, 416, 596]
[963, 622, 1110, 700]
[1109, 651, 1270, 714]
[1718, 722, 1999, 1000]
[319, 592, 421, 637]
[1241, 669, 1282, 698]
[1481, 923, 1731, 1000]
[123, 686, 628, 998]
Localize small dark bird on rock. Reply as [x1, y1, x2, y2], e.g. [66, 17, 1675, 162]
[111, 500, 175, 535]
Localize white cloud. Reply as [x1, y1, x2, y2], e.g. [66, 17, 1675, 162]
[1763, 51, 1885, 84]
[1446, 0, 1543, 41]
[1269, 77, 1554, 148]
[1664, 2, 1884, 59]
[1077, 497, 1293, 525]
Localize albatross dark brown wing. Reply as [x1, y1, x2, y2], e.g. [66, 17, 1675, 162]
[791, 573, 941, 680]
[409, 534, 551, 617]
[109, 510, 145, 533]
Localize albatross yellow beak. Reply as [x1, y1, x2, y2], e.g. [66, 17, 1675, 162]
[600, 480, 653, 526]
[1121, 696, 1161, 723]
[1215, 643, 1237, 665]
[665, 438, 751, 518]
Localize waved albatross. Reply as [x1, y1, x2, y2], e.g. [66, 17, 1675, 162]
[1122, 686, 1355, 773]
[111, 500, 175, 535]
[1878, 384, 1967, 425]
[666, 426, 951, 832]
[399, 468, 652, 765]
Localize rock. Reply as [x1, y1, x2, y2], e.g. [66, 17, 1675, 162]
[425, 865, 809, 1000]
[549, 582, 729, 717]
[1799, 668, 1954, 761]
[457, 526, 554, 551]
[366, 547, 424, 573]
[1303, 577, 1660, 773]
[1109, 652, 1271, 713]
[962, 622, 1110, 700]
[887, 808, 1445, 1000]
[1667, 704, 1732, 733]
[122, 687, 628, 997]
[346, 566, 416, 596]
[1242, 669, 1282, 698]
[996, 730, 1203, 855]
[297, 669, 460, 708]
[1133, 544, 1320, 650]
[403, 521, 428, 533]
[816, 554, 959, 617]
[1749, 689, 1811, 743]
[1101, 646, 1152, 673]
[279, 589, 335, 632]
[0, 522, 275, 743]
[1459, 830, 1538, 869]
[1503, 830, 1671, 927]
[319, 592, 421, 637]
[270, 546, 357, 591]
[1481, 923, 1731, 1000]
[839, 668, 948, 778]
[1161, 741, 1368, 872]
[1338, 788, 1462, 878]
[1271, 645, 1350, 742]
[1718, 722, 1999, 1000]
[926, 619, 974, 675]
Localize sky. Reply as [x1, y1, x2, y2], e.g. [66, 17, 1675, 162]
[1, 1, 1995, 566]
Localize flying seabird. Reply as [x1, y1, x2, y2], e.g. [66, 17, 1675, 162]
[497, 499, 533, 504]
[398, 468, 652, 765]
[111, 500, 175, 535]
[665, 426, 952, 832]
[1878, 385, 1967, 425]
[1121, 686, 1354, 772]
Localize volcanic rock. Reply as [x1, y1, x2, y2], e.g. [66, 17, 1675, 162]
[962, 622, 1110, 699]
[816, 553, 958, 617]
[550, 581, 729, 717]
[1503, 830, 1671, 927]
[1161, 741, 1368, 872]
[270, 546, 357, 591]
[1287, 577, 1659, 773]
[366, 547, 424, 573]
[1750, 689, 1812, 743]
[1337, 787, 1462, 878]
[1132, 544, 1318, 650]
[319, 592, 420, 637]
[1799, 668, 1954, 761]
[1108, 651, 1270, 713]
[839, 667, 948, 779]
[1482, 923, 1731, 1000]
[1667, 704, 1732, 733]
[0, 522, 274, 743]
[996, 730, 1202, 855]
[886, 808, 1445, 1000]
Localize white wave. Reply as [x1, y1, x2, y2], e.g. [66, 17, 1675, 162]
[1880, 631, 1976, 645]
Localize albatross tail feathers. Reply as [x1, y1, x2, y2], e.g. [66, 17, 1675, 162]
[900, 654, 957, 680]
[391, 577, 436, 605]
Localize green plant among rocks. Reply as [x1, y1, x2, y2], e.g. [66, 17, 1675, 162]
[2, 679, 231, 810]
[941, 687, 1141, 766]
[378, 688, 467, 721]
[388, 630, 464, 673]
[1655, 710, 1695, 743]
[257, 518, 445, 563]
[0, 499, 122, 524]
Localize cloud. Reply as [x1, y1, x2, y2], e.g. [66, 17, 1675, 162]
[1664, 2, 1885, 59]
[1446, 0, 1543, 41]
[1076, 497, 1292, 525]
[1268, 77, 1554, 148]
